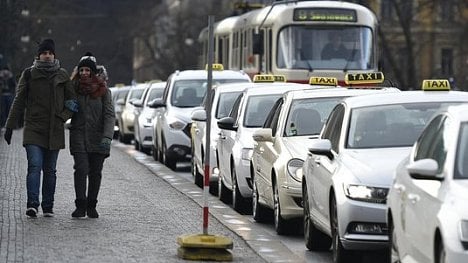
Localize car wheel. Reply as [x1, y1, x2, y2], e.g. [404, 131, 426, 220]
[232, 167, 251, 214]
[152, 145, 159, 161]
[331, 195, 354, 263]
[191, 147, 203, 188]
[303, 182, 331, 251]
[162, 138, 176, 170]
[134, 139, 140, 151]
[141, 146, 151, 155]
[252, 176, 270, 222]
[273, 181, 289, 235]
[389, 219, 401, 263]
[218, 172, 231, 204]
[436, 239, 446, 263]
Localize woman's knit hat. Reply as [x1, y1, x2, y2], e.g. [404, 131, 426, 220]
[78, 52, 97, 74]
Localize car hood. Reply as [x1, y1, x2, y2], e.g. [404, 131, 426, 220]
[283, 136, 315, 160]
[341, 147, 411, 186]
[172, 107, 198, 123]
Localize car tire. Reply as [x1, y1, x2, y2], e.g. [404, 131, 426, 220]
[134, 139, 140, 151]
[436, 239, 446, 263]
[252, 176, 270, 222]
[152, 145, 159, 161]
[389, 218, 401, 263]
[273, 181, 290, 235]
[192, 147, 203, 188]
[162, 138, 176, 170]
[218, 172, 231, 204]
[331, 195, 354, 263]
[303, 182, 331, 251]
[232, 167, 252, 214]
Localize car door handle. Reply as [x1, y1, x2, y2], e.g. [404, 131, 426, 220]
[393, 183, 405, 194]
[218, 133, 226, 140]
[194, 128, 200, 134]
[407, 193, 420, 204]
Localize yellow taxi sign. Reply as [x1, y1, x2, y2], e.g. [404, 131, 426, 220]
[273, 75, 287, 82]
[421, 79, 450, 91]
[115, 83, 125, 87]
[205, 63, 224, 71]
[345, 72, 384, 85]
[253, 74, 275, 83]
[309, 77, 337, 86]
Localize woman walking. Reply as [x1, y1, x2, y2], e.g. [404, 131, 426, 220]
[69, 54, 114, 218]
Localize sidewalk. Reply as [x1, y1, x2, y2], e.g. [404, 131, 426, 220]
[0, 129, 265, 263]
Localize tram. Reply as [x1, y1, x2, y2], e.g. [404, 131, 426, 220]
[199, 1, 380, 85]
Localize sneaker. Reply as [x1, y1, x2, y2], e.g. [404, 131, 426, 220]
[26, 207, 38, 218]
[43, 208, 54, 217]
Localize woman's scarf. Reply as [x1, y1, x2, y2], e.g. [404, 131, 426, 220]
[78, 75, 107, 98]
[32, 59, 60, 73]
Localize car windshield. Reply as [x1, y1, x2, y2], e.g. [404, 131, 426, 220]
[244, 95, 282, 128]
[277, 26, 373, 70]
[128, 88, 145, 102]
[171, 79, 248, 107]
[455, 122, 468, 179]
[146, 88, 163, 103]
[347, 102, 461, 149]
[216, 91, 242, 119]
[284, 97, 343, 137]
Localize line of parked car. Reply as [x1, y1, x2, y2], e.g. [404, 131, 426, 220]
[110, 71, 468, 263]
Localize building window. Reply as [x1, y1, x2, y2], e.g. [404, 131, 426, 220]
[440, 0, 454, 22]
[380, 0, 393, 22]
[441, 48, 453, 76]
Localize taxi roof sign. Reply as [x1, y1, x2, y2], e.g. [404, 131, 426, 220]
[345, 72, 384, 85]
[309, 77, 337, 86]
[205, 63, 224, 71]
[253, 74, 275, 83]
[273, 75, 286, 82]
[421, 79, 450, 91]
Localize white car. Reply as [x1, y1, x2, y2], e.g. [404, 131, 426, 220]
[216, 82, 311, 213]
[252, 86, 398, 234]
[302, 89, 468, 262]
[151, 66, 251, 170]
[110, 85, 131, 139]
[191, 82, 255, 194]
[387, 103, 468, 263]
[118, 83, 149, 143]
[133, 81, 166, 154]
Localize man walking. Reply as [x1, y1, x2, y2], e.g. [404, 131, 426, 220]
[3, 39, 78, 217]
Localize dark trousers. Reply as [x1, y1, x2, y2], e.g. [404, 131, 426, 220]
[73, 152, 106, 201]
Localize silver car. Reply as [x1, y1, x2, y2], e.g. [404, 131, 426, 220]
[388, 103, 468, 263]
[302, 90, 468, 262]
[133, 81, 166, 154]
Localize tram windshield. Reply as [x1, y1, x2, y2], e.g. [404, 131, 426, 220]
[277, 26, 373, 71]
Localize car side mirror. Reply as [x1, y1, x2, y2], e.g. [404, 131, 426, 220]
[252, 128, 273, 142]
[116, 98, 125, 106]
[308, 139, 333, 160]
[131, 99, 143, 107]
[147, 98, 165, 108]
[407, 159, 442, 180]
[217, 117, 237, 131]
[191, 109, 207, 122]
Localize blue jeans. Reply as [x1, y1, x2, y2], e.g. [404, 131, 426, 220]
[25, 144, 60, 210]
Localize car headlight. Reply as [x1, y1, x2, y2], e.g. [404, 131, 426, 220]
[287, 158, 303, 182]
[167, 116, 186, 130]
[241, 148, 253, 161]
[344, 184, 388, 203]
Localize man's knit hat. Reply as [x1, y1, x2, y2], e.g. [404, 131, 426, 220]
[78, 52, 97, 74]
[37, 39, 55, 56]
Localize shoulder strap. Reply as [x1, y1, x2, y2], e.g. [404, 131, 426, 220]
[24, 67, 32, 98]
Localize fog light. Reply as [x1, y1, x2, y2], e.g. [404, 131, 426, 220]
[212, 167, 219, 175]
[349, 222, 387, 235]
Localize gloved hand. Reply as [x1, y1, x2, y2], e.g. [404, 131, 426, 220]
[65, 99, 79, 113]
[99, 137, 112, 151]
[4, 128, 12, 145]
